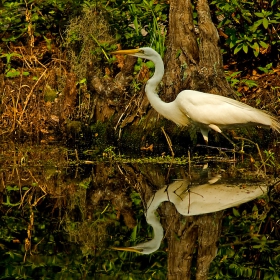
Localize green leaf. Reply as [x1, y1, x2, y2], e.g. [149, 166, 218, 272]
[251, 19, 264, 32]
[255, 12, 264, 18]
[133, 16, 139, 35]
[234, 44, 243, 54]
[5, 68, 20, 78]
[6, 186, 19, 191]
[263, 18, 269, 29]
[260, 41, 269, 48]
[233, 208, 240, 217]
[242, 44, 248, 53]
[176, 50, 181, 58]
[246, 267, 253, 277]
[229, 41, 236, 48]
[78, 78, 87, 84]
[252, 42, 260, 57]
[145, 61, 154, 69]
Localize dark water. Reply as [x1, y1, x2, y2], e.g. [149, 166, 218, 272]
[0, 143, 279, 279]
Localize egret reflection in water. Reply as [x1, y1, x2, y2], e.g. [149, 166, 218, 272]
[113, 177, 267, 254]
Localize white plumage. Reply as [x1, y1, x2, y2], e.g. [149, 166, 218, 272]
[112, 47, 280, 142]
[112, 179, 267, 254]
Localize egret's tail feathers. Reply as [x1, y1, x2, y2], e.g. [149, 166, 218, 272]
[271, 116, 280, 133]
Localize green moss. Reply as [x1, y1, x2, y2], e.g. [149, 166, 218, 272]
[66, 120, 82, 135]
[90, 120, 116, 150]
[44, 84, 57, 102]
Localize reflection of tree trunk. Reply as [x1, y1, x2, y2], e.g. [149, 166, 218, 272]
[113, 163, 224, 279]
[163, 205, 197, 279]
[162, 0, 232, 278]
[161, 205, 223, 280]
[195, 213, 223, 279]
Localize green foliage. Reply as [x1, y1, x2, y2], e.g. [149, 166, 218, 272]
[65, 7, 117, 82]
[0, 0, 84, 42]
[0, 170, 167, 280]
[105, 0, 168, 55]
[0, 51, 29, 78]
[261, 150, 276, 168]
[209, 199, 280, 279]
[103, 146, 117, 159]
[211, 0, 280, 57]
[1, 0, 278, 71]
[225, 71, 258, 94]
[258, 63, 274, 74]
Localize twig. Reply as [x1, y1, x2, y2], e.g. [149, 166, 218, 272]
[188, 149, 191, 177]
[196, 144, 235, 152]
[114, 94, 137, 131]
[18, 68, 47, 123]
[161, 126, 175, 158]
[235, 137, 266, 174]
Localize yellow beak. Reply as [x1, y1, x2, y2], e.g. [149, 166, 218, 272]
[111, 49, 142, 55]
[111, 246, 142, 253]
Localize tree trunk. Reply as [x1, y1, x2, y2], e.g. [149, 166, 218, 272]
[161, 0, 234, 279]
[163, 0, 235, 98]
[163, 0, 199, 101]
[196, 0, 235, 97]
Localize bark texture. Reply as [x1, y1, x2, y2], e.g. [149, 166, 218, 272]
[87, 56, 137, 123]
[163, 0, 199, 100]
[163, 0, 235, 99]
[160, 0, 233, 279]
[196, 0, 235, 97]
[161, 204, 223, 280]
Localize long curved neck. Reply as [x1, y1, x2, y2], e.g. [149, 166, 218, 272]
[137, 208, 164, 254]
[145, 54, 170, 116]
[145, 54, 164, 94]
[144, 54, 189, 126]
[147, 209, 164, 240]
[141, 189, 169, 253]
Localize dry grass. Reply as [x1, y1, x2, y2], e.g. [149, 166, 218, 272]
[0, 40, 69, 140]
[0, 7, 116, 140]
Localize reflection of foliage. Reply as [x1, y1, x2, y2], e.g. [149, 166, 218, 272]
[210, 193, 280, 279]
[0, 146, 168, 279]
[64, 183, 116, 256]
[1, 145, 280, 279]
[0, 187, 165, 279]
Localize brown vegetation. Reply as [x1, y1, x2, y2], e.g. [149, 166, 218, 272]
[0, 7, 279, 149]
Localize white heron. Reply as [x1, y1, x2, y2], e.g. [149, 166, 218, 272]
[111, 47, 280, 142]
[112, 179, 267, 254]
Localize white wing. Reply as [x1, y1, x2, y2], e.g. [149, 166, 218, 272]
[176, 90, 272, 128]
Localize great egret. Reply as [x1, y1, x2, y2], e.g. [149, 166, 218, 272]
[111, 47, 280, 142]
[112, 179, 267, 254]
